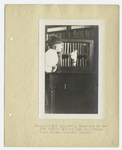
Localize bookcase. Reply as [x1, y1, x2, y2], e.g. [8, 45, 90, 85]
[58, 39, 94, 73]
[45, 25, 98, 114]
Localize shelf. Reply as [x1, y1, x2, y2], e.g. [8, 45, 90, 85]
[62, 54, 89, 56]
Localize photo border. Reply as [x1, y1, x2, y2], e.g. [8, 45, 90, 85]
[39, 20, 105, 119]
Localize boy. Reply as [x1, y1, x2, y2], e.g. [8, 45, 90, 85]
[45, 35, 63, 73]
[45, 35, 63, 113]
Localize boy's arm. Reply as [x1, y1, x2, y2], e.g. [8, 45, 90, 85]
[45, 65, 57, 73]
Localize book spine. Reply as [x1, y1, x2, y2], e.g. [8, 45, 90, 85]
[67, 43, 69, 54]
[77, 58, 79, 67]
[69, 57, 71, 67]
[63, 31, 66, 38]
[74, 30, 76, 38]
[81, 43, 83, 54]
[89, 30, 92, 38]
[65, 58, 67, 67]
[69, 43, 71, 54]
[67, 57, 69, 67]
[65, 43, 67, 54]
[76, 59, 78, 67]
[78, 30, 80, 37]
[85, 59, 87, 67]
[74, 43, 76, 51]
[88, 43, 90, 54]
[87, 30, 89, 38]
[84, 43, 87, 55]
[70, 31, 72, 37]
[63, 42, 65, 54]
[82, 57, 85, 67]
[72, 43, 74, 51]
[62, 58, 64, 67]
[85, 30, 87, 38]
[86, 43, 89, 54]
[80, 43, 82, 54]
[80, 59, 82, 67]
[68, 31, 70, 38]
[82, 30, 84, 38]
[80, 30, 82, 37]
[60, 55, 62, 67]
[77, 43, 79, 54]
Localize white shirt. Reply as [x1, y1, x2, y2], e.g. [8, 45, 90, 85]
[45, 49, 58, 73]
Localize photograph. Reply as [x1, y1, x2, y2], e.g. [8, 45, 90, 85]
[39, 20, 104, 119]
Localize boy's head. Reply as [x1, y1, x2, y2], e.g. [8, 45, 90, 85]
[48, 35, 63, 52]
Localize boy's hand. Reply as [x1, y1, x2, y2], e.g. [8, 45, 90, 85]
[52, 65, 57, 72]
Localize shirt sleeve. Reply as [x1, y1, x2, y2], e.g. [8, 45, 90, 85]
[45, 65, 52, 73]
[45, 50, 58, 73]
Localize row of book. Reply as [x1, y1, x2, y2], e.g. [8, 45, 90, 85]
[46, 29, 94, 40]
[61, 57, 89, 67]
[69, 29, 94, 38]
[62, 42, 90, 55]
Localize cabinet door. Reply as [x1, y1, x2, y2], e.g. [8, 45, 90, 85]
[58, 39, 94, 73]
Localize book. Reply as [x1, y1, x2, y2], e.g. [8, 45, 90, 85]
[67, 57, 70, 67]
[82, 57, 85, 67]
[85, 59, 87, 67]
[80, 59, 82, 67]
[70, 31, 73, 37]
[85, 30, 88, 38]
[68, 31, 70, 38]
[62, 43, 65, 54]
[81, 43, 84, 54]
[62, 58, 64, 67]
[82, 30, 84, 38]
[76, 30, 78, 37]
[87, 30, 89, 38]
[63, 31, 66, 37]
[75, 43, 77, 50]
[89, 30, 92, 38]
[86, 43, 89, 54]
[72, 43, 74, 51]
[76, 59, 78, 67]
[67, 43, 69, 54]
[80, 30, 82, 37]
[80, 43, 82, 54]
[77, 43, 79, 54]
[78, 30, 80, 37]
[84, 43, 87, 55]
[77, 58, 79, 67]
[69, 43, 71, 53]
[65, 43, 67, 54]
[65, 58, 67, 67]
[77, 59, 79, 67]
[74, 30, 76, 37]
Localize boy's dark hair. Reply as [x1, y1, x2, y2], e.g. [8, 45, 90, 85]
[48, 35, 62, 48]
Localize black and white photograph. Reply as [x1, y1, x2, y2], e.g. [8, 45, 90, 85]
[39, 20, 104, 119]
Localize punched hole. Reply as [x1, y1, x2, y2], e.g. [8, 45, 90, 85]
[10, 38, 13, 41]
[9, 113, 12, 116]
